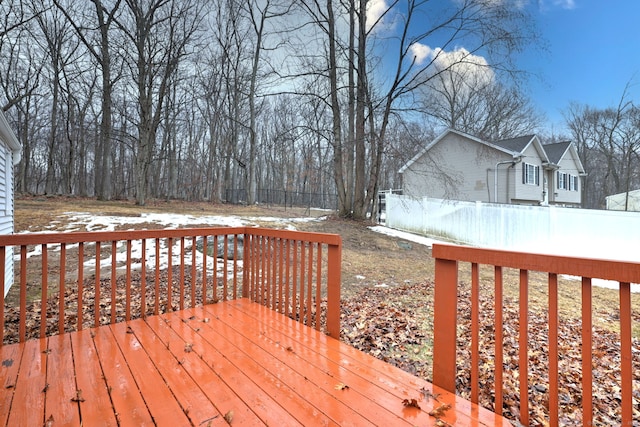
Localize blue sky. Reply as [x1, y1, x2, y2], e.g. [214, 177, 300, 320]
[525, 1, 640, 131]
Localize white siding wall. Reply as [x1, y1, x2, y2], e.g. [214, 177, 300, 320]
[0, 143, 13, 297]
[402, 133, 512, 203]
[512, 144, 544, 203]
[551, 150, 582, 205]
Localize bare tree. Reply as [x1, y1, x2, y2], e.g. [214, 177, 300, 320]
[117, 0, 204, 205]
[565, 83, 640, 209]
[299, 0, 538, 219]
[53, 0, 124, 201]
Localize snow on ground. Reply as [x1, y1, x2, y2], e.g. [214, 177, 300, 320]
[370, 225, 640, 293]
[369, 225, 448, 248]
[17, 211, 325, 275]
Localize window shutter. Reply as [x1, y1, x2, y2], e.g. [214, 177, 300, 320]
[522, 164, 526, 184]
[536, 166, 540, 185]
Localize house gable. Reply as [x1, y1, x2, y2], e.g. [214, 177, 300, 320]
[400, 129, 585, 207]
[400, 129, 519, 202]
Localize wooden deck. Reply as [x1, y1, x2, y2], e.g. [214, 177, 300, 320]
[1, 298, 507, 426]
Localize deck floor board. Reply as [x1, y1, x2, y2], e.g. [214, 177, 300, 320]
[0, 299, 509, 426]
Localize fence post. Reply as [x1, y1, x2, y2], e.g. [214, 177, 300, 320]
[432, 249, 458, 393]
[326, 242, 342, 339]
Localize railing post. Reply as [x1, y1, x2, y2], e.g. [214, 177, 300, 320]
[326, 242, 341, 340]
[432, 256, 458, 394]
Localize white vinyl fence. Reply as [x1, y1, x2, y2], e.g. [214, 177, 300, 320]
[385, 194, 640, 263]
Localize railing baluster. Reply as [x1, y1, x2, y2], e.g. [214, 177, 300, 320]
[306, 243, 313, 326]
[19, 245, 26, 342]
[271, 238, 278, 309]
[284, 239, 290, 317]
[266, 236, 272, 308]
[261, 236, 267, 304]
[519, 269, 529, 426]
[233, 234, 239, 298]
[59, 243, 66, 334]
[494, 265, 503, 416]
[125, 240, 132, 321]
[279, 238, 284, 313]
[111, 240, 118, 324]
[190, 236, 196, 307]
[471, 262, 479, 403]
[155, 238, 160, 314]
[315, 243, 322, 331]
[77, 242, 84, 331]
[141, 239, 147, 316]
[167, 237, 173, 311]
[111, 241, 117, 323]
[223, 234, 228, 301]
[94, 241, 101, 328]
[202, 236, 207, 305]
[292, 240, 298, 319]
[619, 281, 632, 425]
[212, 235, 218, 302]
[581, 277, 593, 426]
[548, 273, 559, 426]
[299, 242, 305, 323]
[179, 237, 185, 310]
[41, 244, 48, 338]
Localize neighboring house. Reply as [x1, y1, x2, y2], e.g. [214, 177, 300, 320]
[0, 110, 21, 297]
[399, 129, 586, 207]
[605, 189, 640, 211]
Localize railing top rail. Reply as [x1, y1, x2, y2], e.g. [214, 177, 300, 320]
[243, 227, 342, 245]
[433, 243, 640, 283]
[0, 227, 341, 247]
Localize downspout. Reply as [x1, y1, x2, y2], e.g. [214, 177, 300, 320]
[494, 160, 515, 203]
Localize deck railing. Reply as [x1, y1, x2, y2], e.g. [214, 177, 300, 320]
[432, 243, 638, 426]
[0, 227, 341, 345]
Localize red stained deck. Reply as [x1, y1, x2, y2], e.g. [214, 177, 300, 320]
[1, 298, 507, 426]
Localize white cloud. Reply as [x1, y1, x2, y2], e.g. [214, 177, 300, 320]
[553, 0, 576, 9]
[408, 43, 433, 64]
[409, 44, 494, 86]
[366, 0, 389, 32]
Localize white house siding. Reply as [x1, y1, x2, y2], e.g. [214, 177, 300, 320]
[0, 144, 13, 297]
[512, 143, 544, 203]
[403, 133, 512, 203]
[550, 150, 581, 205]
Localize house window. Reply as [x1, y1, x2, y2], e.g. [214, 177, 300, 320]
[557, 171, 568, 190]
[523, 163, 539, 185]
[569, 175, 578, 191]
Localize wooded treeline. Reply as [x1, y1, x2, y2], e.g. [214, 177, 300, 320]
[1, 0, 638, 215]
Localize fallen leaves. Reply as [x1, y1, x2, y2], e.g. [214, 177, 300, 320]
[71, 389, 85, 402]
[341, 281, 640, 427]
[401, 398, 421, 409]
[334, 382, 349, 390]
[428, 403, 451, 417]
